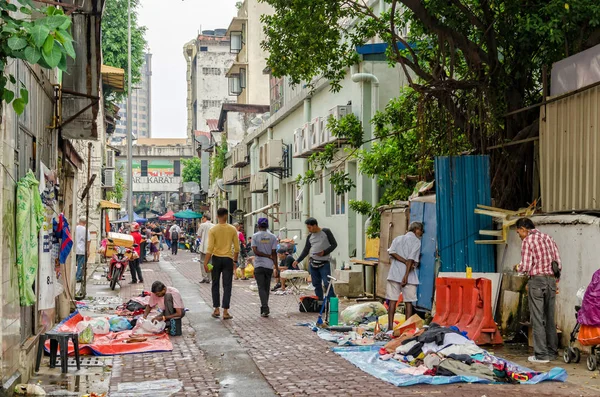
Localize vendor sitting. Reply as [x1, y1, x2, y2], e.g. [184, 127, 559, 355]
[143, 281, 185, 336]
[271, 248, 298, 291]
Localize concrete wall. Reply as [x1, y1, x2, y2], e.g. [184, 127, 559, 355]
[498, 215, 600, 346]
[244, 0, 272, 106]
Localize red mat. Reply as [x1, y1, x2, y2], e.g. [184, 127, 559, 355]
[44, 312, 173, 356]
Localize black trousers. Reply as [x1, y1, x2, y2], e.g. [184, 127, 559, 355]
[171, 239, 178, 255]
[129, 258, 143, 283]
[139, 242, 147, 261]
[254, 267, 273, 311]
[211, 256, 234, 309]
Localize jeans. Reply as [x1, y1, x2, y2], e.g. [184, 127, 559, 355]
[528, 275, 558, 360]
[254, 267, 273, 312]
[129, 258, 144, 283]
[165, 239, 172, 249]
[309, 262, 335, 301]
[171, 239, 178, 255]
[76, 255, 85, 281]
[140, 242, 147, 261]
[211, 256, 234, 309]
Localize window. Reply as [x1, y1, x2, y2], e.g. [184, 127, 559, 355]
[202, 100, 222, 108]
[270, 75, 284, 114]
[174, 160, 181, 177]
[289, 183, 301, 220]
[141, 160, 148, 177]
[202, 67, 221, 75]
[316, 172, 324, 195]
[330, 184, 345, 215]
[200, 46, 208, 52]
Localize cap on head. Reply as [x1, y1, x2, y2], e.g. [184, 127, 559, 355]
[130, 222, 140, 231]
[258, 218, 269, 228]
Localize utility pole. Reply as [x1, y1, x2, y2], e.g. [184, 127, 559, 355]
[126, 0, 133, 225]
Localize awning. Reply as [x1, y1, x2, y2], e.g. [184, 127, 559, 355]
[174, 209, 203, 219]
[159, 210, 175, 221]
[101, 64, 125, 91]
[226, 60, 248, 77]
[99, 200, 120, 210]
[226, 16, 248, 36]
[244, 202, 280, 217]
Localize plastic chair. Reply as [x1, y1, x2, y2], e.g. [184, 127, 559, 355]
[35, 331, 81, 373]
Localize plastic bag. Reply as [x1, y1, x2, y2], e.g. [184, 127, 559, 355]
[88, 317, 110, 335]
[244, 264, 254, 278]
[236, 267, 244, 279]
[109, 316, 133, 332]
[132, 317, 166, 335]
[78, 325, 94, 344]
[577, 286, 586, 305]
[341, 302, 387, 324]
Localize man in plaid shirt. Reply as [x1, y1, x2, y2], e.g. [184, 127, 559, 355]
[515, 218, 561, 364]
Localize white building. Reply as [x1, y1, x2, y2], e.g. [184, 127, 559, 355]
[223, 1, 408, 268]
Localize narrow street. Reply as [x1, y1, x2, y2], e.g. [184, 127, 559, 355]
[38, 250, 595, 397]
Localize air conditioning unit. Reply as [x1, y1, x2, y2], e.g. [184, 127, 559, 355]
[293, 128, 303, 157]
[310, 117, 321, 150]
[223, 166, 237, 183]
[301, 123, 311, 153]
[232, 144, 248, 167]
[106, 149, 115, 169]
[250, 173, 268, 193]
[318, 116, 328, 146]
[324, 105, 352, 143]
[104, 169, 115, 188]
[259, 139, 283, 171]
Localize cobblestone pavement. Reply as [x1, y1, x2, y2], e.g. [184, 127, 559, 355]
[167, 251, 599, 397]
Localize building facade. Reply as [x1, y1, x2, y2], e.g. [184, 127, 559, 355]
[114, 52, 152, 142]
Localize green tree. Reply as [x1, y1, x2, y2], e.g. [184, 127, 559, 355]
[211, 143, 228, 181]
[260, 0, 600, 210]
[0, 0, 77, 114]
[182, 157, 202, 185]
[101, 0, 147, 102]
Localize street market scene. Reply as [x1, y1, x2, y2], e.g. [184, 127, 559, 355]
[2, 0, 600, 396]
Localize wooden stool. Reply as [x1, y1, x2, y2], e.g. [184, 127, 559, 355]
[35, 331, 80, 373]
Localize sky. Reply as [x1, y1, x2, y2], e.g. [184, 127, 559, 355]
[137, 0, 240, 138]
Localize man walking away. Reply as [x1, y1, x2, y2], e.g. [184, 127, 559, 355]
[293, 218, 338, 301]
[515, 217, 561, 364]
[170, 223, 181, 255]
[204, 208, 240, 320]
[197, 214, 214, 283]
[129, 222, 144, 284]
[75, 217, 91, 282]
[252, 218, 278, 317]
[386, 222, 423, 333]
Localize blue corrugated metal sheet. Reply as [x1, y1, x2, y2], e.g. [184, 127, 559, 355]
[410, 200, 437, 311]
[435, 156, 495, 273]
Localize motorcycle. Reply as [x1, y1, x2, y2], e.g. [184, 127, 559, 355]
[107, 243, 138, 290]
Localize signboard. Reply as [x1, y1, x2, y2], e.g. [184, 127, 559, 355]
[38, 209, 55, 310]
[117, 159, 182, 192]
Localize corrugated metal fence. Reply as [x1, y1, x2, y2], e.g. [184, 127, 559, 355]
[435, 156, 495, 273]
[540, 84, 600, 212]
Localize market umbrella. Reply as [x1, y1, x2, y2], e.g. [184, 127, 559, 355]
[114, 212, 147, 223]
[159, 210, 175, 221]
[173, 209, 203, 219]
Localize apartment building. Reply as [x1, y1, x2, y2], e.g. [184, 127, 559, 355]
[114, 52, 152, 142]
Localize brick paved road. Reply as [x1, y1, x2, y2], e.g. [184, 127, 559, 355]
[167, 251, 598, 397]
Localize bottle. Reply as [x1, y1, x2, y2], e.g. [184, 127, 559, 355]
[374, 320, 381, 334]
[466, 266, 472, 278]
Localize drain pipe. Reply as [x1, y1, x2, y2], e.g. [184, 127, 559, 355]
[351, 64, 379, 117]
[250, 137, 259, 227]
[267, 128, 274, 226]
[302, 99, 311, 220]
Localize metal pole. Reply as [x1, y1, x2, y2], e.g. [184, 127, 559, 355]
[126, 0, 133, 226]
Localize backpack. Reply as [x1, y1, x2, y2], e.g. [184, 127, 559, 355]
[171, 228, 179, 241]
[299, 295, 321, 313]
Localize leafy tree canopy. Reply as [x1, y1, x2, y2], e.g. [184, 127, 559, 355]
[261, 0, 600, 212]
[182, 157, 202, 185]
[101, 0, 147, 102]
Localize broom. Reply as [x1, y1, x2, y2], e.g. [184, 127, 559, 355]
[316, 275, 337, 326]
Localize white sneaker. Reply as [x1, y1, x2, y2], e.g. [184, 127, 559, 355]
[528, 356, 549, 364]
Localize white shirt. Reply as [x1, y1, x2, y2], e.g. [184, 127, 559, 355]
[75, 224, 91, 255]
[387, 231, 421, 285]
[197, 221, 214, 253]
[169, 225, 181, 237]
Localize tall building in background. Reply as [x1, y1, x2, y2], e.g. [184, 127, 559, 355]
[114, 52, 152, 143]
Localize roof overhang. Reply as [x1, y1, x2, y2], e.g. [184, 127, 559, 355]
[217, 103, 270, 132]
[226, 16, 248, 36]
[226, 61, 248, 77]
[60, 0, 105, 140]
[99, 200, 121, 210]
[101, 64, 125, 91]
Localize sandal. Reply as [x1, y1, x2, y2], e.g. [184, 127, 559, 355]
[222, 313, 233, 320]
[211, 312, 220, 319]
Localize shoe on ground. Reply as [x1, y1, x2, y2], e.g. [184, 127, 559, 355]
[128, 281, 137, 284]
[271, 282, 281, 292]
[261, 312, 269, 317]
[528, 356, 550, 364]
[202, 278, 210, 283]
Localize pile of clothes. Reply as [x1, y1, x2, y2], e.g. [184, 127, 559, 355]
[380, 323, 539, 383]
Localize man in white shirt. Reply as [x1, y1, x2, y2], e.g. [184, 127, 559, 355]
[386, 222, 424, 332]
[197, 214, 214, 283]
[75, 217, 91, 282]
[169, 223, 181, 255]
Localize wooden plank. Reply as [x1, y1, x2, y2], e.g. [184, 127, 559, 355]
[475, 239, 506, 245]
[479, 230, 503, 236]
[476, 204, 519, 215]
[474, 209, 510, 219]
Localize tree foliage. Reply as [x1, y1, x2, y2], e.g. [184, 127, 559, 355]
[101, 0, 147, 102]
[260, 0, 600, 210]
[105, 165, 125, 204]
[0, 0, 76, 114]
[211, 143, 228, 180]
[182, 157, 202, 185]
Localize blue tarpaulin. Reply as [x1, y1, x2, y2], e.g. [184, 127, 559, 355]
[333, 346, 567, 387]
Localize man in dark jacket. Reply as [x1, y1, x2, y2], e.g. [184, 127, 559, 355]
[293, 217, 338, 300]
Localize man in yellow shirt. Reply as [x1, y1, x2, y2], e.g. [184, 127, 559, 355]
[203, 208, 240, 320]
